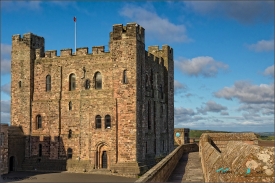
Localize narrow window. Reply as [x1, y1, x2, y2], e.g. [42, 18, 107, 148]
[148, 101, 151, 130]
[95, 72, 102, 89]
[0, 132, 4, 146]
[95, 115, 101, 129]
[37, 115, 42, 129]
[145, 74, 149, 89]
[19, 81, 22, 88]
[85, 79, 90, 90]
[150, 69, 153, 88]
[160, 84, 163, 99]
[160, 105, 163, 118]
[39, 144, 42, 157]
[69, 73, 76, 91]
[46, 75, 51, 91]
[105, 115, 111, 129]
[69, 101, 72, 110]
[67, 148, 72, 159]
[68, 129, 72, 139]
[122, 70, 128, 84]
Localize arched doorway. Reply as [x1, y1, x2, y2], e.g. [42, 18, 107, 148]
[9, 156, 14, 172]
[102, 151, 107, 168]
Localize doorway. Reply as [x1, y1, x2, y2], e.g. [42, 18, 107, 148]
[39, 144, 42, 157]
[9, 156, 14, 171]
[102, 151, 107, 168]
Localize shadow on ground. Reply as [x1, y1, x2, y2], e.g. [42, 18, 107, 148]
[1, 171, 137, 182]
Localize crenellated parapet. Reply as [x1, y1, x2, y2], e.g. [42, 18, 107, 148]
[110, 23, 145, 43]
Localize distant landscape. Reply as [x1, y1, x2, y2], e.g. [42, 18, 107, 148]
[189, 130, 274, 141]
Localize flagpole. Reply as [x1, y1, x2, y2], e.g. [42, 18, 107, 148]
[74, 17, 76, 54]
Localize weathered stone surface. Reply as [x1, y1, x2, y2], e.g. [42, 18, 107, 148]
[0, 124, 9, 175]
[10, 23, 174, 177]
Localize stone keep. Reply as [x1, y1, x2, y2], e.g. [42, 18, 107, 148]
[10, 23, 174, 177]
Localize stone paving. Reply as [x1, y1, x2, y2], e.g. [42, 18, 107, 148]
[0, 171, 137, 182]
[168, 152, 204, 182]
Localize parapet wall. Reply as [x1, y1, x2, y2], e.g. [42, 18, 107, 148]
[135, 143, 198, 182]
[200, 133, 274, 182]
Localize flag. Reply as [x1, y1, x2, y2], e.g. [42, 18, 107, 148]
[74, 17, 76, 22]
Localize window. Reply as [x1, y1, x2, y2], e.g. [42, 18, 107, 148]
[160, 105, 163, 118]
[68, 129, 72, 139]
[46, 75, 51, 91]
[160, 84, 163, 99]
[36, 115, 42, 129]
[105, 115, 111, 129]
[85, 79, 90, 90]
[39, 144, 42, 157]
[95, 72, 102, 89]
[69, 73, 76, 91]
[148, 101, 151, 130]
[0, 133, 4, 146]
[67, 148, 72, 159]
[69, 101, 72, 110]
[145, 74, 149, 89]
[150, 69, 153, 88]
[95, 115, 101, 129]
[19, 81, 22, 88]
[122, 70, 128, 84]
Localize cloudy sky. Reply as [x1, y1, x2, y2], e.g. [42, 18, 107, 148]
[1, 1, 274, 132]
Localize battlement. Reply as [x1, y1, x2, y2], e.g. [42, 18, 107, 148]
[110, 23, 145, 43]
[12, 33, 44, 50]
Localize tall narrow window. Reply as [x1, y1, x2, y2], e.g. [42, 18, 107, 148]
[85, 79, 90, 90]
[67, 148, 72, 159]
[105, 115, 111, 128]
[150, 69, 153, 88]
[69, 73, 76, 91]
[145, 74, 149, 89]
[160, 84, 163, 99]
[69, 101, 72, 110]
[68, 129, 72, 139]
[96, 115, 101, 129]
[122, 70, 128, 84]
[39, 144, 42, 157]
[46, 75, 51, 91]
[19, 81, 22, 88]
[148, 101, 151, 130]
[95, 72, 102, 89]
[36, 115, 42, 129]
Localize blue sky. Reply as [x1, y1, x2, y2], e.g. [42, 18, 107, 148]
[1, 1, 274, 132]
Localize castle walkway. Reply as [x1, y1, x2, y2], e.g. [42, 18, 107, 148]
[167, 152, 204, 182]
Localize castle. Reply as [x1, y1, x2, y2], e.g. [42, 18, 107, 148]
[10, 23, 174, 177]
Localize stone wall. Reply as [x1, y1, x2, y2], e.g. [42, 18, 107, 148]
[200, 133, 274, 182]
[135, 143, 198, 182]
[0, 124, 9, 175]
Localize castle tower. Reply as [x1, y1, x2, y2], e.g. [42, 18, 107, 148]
[11, 33, 44, 157]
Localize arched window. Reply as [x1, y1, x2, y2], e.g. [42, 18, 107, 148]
[95, 72, 102, 89]
[68, 129, 72, 139]
[67, 148, 72, 159]
[85, 79, 90, 90]
[122, 70, 128, 84]
[95, 115, 101, 129]
[36, 115, 42, 129]
[46, 75, 51, 91]
[148, 101, 151, 130]
[105, 115, 111, 129]
[69, 101, 72, 110]
[69, 73, 76, 91]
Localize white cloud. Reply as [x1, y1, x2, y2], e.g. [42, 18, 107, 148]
[1, 44, 11, 55]
[196, 100, 227, 115]
[215, 81, 274, 104]
[1, 44, 11, 75]
[247, 40, 274, 52]
[174, 80, 187, 94]
[184, 1, 274, 24]
[1, 58, 11, 75]
[120, 4, 190, 43]
[1, 100, 10, 113]
[1, 83, 11, 96]
[263, 65, 274, 77]
[175, 56, 228, 77]
[1, 1, 42, 11]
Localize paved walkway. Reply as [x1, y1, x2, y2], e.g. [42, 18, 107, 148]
[0, 171, 137, 182]
[168, 152, 204, 182]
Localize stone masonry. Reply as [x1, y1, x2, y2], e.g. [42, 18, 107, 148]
[0, 124, 9, 175]
[10, 23, 174, 177]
